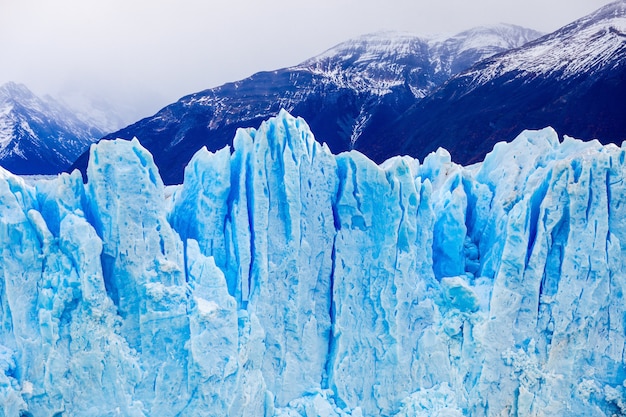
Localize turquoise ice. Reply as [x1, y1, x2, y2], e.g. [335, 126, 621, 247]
[0, 110, 624, 416]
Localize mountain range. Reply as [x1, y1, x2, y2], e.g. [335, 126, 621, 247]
[371, 0, 626, 165]
[72, 24, 542, 184]
[3, 2, 625, 186]
[0, 82, 102, 175]
[74, 1, 626, 185]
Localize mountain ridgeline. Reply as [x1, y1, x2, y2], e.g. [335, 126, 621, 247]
[4, 2, 626, 188]
[372, 0, 626, 165]
[0, 82, 102, 175]
[70, 1, 626, 186]
[72, 24, 542, 184]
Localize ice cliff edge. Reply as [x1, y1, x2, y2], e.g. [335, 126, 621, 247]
[0, 110, 625, 416]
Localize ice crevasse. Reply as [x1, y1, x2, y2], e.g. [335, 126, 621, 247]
[0, 109, 625, 416]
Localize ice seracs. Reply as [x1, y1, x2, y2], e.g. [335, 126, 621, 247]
[1, 111, 625, 416]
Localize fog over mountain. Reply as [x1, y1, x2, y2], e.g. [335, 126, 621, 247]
[0, 0, 614, 121]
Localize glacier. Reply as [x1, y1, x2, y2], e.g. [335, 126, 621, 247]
[0, 110, 625, 416]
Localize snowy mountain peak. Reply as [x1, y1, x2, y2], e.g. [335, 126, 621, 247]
[437, 23, 544, 54]
[298, 25, 541, 97]
[577, 0, 626, 25]
[305, 24, 541, 66]
[371, 1, 626, 169]
[304, 31, 429, 64]
[465, 1, 626, 85]
[87, 24, 543, 184]
[550, 0, 626, 40]
[0, 82, 101, 174]
[0, 82, 43, 110]
[298, 31, 432, 96]
[0, 81, 33, 98]
[427, 23, 543, 75]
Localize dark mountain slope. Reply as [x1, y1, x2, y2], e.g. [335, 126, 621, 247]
[72, 26, 540, 183]
[0, 82, 101, 175]
[373, 1, 626, 165]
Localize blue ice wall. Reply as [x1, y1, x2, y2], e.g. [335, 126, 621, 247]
[0, 111, 625, 416]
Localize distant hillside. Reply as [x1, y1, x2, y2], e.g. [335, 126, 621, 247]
[371, 1, 626, 165]
[72, 24, 541, 184]
[0, 82, 101, 175]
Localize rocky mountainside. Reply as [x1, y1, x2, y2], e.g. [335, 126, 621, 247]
[0, 82, 102, 175]
[74, 25, 540, 184]
[374, 0, 626, 165]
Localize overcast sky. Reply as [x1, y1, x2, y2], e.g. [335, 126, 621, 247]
[0, 0, 615, 125]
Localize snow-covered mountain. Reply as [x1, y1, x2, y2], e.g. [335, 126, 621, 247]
[428, 23, 546, 76]
[376, 0, 626, 165]
[1, 111, 625, 416]
[465, 2, 626, 85]
[75, 24, 540, 184]
[297, 24, 541, 98]
[0, 82, 102, 175]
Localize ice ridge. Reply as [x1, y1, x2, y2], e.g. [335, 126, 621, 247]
[0, 110, 625, 416]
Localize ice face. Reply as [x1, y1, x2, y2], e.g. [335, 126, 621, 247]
[0, 110, 625, 416]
